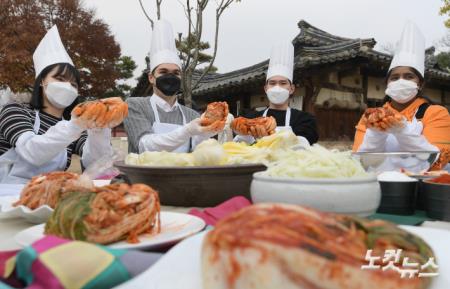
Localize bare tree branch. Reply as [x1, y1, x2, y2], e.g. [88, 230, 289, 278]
[179, 0, 209, 106]
[192, 11, 218, 89]
[177, 32, 186, 68]
[156, 0, 163, 19]
[184, 0, 194, 69]
[177, 0, 190, 20]
[187, 0, 207, 73]
[171, 0, 238, 106]
[192, 0, 233, 89]
[138, 0, 154, 28]
[217, 0, 235, 17]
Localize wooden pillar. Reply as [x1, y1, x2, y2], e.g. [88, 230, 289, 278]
[303, 78, 316, 114]
[362, 72, 368, 105]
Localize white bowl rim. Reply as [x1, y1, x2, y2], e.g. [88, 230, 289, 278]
[252, 171, 377, 184]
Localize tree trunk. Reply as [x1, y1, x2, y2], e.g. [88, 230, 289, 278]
[182, 70, 193, 107]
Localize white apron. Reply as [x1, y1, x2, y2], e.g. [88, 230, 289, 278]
[150, 98, 190, 153]
[0, 110, 68, 184]
[263, 107, 310, 148]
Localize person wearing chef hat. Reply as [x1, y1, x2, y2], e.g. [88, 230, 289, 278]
[124, 19, 218, 153]
[353, 21, 450, 171]
[234, 41, 318, 146]
[0, 25, 113, 183]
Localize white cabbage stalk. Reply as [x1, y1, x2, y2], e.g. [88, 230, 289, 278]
[264, 145, 368, 178]
[192, 139, 227, 166]
[254, 129, 299, 150]
[125, 153, 139, 165]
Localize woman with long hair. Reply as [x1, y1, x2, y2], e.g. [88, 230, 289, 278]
[0, 26, 113, 183]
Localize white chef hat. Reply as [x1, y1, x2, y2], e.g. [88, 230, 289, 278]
[266, 41, 294, 82]
[389, 21, 425, 77]
[33, 25, 74, 78]
[150, 19, 182, 72]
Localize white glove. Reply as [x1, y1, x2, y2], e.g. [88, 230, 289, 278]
[357, 128, 389, 152]
[185, 119, 219, 150]
[139, 118, 210, 153]
[233, 134, 256, 145]
[392, 119, 439, 152]
[138, 118, 215, 153]
[186, 118, 217, 138]
[15, 120, 84, 166]
[139, 126, 190, 153]
[81, 128, 113, 168]
[218, 114, 235, 144]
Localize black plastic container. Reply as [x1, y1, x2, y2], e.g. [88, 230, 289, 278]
[416, 180, 427, 210]
[377, 181, 418, 215]
[423, 181, 450, 221]
[114, 161, 267, 207]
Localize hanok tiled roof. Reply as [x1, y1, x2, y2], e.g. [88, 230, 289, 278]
[293, 20, 375, 48]
[192, 20, 450, 97]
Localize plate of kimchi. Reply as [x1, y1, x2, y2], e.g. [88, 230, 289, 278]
[0, 172, 110, 223]
[15, 211, 205, 250]
[116, 204, 450, 289]
[13, 178, 205, 250]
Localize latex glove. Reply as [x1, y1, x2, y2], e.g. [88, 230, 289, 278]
[218, 114, 235, 144]
[187, 119, 219, 150]
[186, 118, 217, 138]
[357, 128, 389, 152]
[15, 120, 84, 166]
[139, 127, 189, 153]
[392, 119, 439, 152]
[81, 128, 113, 168]
[233, 134, 256, 145]
[138, 119, 215, 153]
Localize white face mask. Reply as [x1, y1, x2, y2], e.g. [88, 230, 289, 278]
[44, 81, 78, 109]
[385, 79, 419, 104]
[267, 86, 290, 105]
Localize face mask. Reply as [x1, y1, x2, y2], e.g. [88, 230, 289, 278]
[267, 86, 290, 105]
[155, 74, 181, 96]
[385, 79, 419, 104]
[44, 82, 78, 109]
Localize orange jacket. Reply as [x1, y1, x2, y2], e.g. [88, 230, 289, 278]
[353, 98, 450, 170]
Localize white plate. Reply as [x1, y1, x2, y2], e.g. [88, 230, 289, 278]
[0, 196, 53, 224]
[14, 211, 206, 250]
[0, 180, 110, 223]
[115, 226, 450, 289]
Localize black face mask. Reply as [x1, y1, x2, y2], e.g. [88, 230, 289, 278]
[155, 74, 181, 96]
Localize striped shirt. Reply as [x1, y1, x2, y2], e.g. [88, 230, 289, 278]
[124, 96, 200, 153]
[0, 103, 87, 169]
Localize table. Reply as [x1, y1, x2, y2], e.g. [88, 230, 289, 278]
[369, 210, 432, 226]
[369, 210, 450, 230]
[0, 206, 196, 251]
[2, 206, 450, 252]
